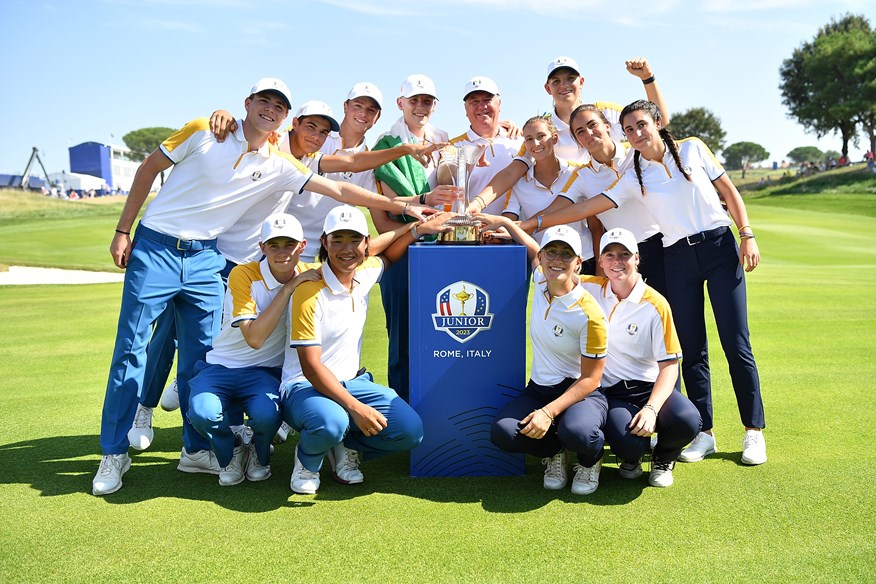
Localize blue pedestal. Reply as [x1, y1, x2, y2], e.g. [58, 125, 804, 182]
[408, 244, 528, 477]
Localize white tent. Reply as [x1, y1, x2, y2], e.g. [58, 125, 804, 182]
[48, 171, 108, 192]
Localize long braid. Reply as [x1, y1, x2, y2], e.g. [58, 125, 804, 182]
[633, 150, 645, 196]
[660, 127, 691, 183]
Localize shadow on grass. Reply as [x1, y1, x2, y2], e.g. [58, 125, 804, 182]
[0, 428, 314, 511]
[0, 428, 656, 512]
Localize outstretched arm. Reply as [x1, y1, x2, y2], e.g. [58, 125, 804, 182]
[320, 141, 445, 174]
[468, 159, 528, 214]
[473, 213, 541, 264]
[519, 194, 615, 234]
[305, 174, 434, 221]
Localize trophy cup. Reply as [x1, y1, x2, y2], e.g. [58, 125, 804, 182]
[436, 143, 487, 244]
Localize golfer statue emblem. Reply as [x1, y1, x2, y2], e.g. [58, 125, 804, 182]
[432, 281, 494, 343]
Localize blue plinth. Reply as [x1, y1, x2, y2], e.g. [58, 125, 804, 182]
[408, 244, 528, 477]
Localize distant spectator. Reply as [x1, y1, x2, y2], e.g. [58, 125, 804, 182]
[838, 155, 849, 167]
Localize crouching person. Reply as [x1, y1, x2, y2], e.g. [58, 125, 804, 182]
[282, 206, 452, 494]
[188, 214, 320, 486]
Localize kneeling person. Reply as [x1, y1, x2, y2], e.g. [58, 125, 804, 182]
[188, 214, 319, 486]
[282, 206, 452, 494]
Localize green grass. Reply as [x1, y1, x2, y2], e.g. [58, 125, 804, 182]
[1, 184, 875, 582]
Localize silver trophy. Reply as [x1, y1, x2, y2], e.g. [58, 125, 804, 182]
[436, 143, 487, 244]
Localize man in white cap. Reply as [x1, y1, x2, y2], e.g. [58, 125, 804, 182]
[187, 213, 320, 487]
[448, 76, 524, 215]
[544, 56, 672, 162]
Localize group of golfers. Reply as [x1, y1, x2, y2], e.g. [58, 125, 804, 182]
[92, 54, 767, 498]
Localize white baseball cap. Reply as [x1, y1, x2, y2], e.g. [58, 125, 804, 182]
[463, 76, 500, 100]
[399, 74, 438, 99]
[546, 56, 581, 80]
[539, 225, 582, 258]
[261, 213, 304, 243]
[599, 228, 639, 255]
[323, 205, 369, 237]
[294, 100, 340, 132]
[347, 82, 383, 109]
[249, 77, 293, 109]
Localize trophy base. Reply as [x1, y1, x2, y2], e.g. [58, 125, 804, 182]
[438, 223, 481, 245]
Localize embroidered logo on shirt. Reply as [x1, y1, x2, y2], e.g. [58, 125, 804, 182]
[251, 171, 262, 181]
[553, 325, 564, 337]
[626, 323, 639, 335]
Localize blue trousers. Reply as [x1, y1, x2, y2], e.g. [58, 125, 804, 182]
[602, 380, 702, 464]
[663, 227, 765, 431]
[282, 372, 424, 472]
[140, 259, 237, 409]
[379, 253, 409, 400]
[100, 225, 224, 454]
[490, 378, 608, 467]
[188, 362, 283, 467]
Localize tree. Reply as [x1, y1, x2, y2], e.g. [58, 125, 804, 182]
[123, 127, 176, 161]
[723, 142, 769, 178]
[123, 127, 176, 185]
[779, 14, 876, 156]
[667, 107, 726, 154]
[786, 146, 823, 164]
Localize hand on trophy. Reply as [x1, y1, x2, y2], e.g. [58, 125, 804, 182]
[425, 185, 463, 208]
[471, 212, 511, 233]
[415, 211, 458, 237]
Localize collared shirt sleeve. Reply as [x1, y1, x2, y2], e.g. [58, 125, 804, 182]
[575, 293, 608, 359]
[159, 118, 212, 164]
[289, 279, 324, 347]
[228, 263, 261, 326]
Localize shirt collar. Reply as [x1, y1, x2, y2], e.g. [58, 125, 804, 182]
[587, 140, 627, 174]
[258, 258, 305, 291]
[599, 274, 647, 305]
[321, 262, 359, 296]
[234, 118, 273, 158]
[536, 267, 587, 308]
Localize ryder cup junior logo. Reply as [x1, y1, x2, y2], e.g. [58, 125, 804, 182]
[432, 281, 493, 343]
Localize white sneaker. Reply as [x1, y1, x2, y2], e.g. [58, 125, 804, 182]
[327, 444, 364, 484]
[273, 421, 295, 445]
[541, 451, 567, 490]
[218, 445, 246, 486]
[290, 449, 320, 494]
[244, 442, 271, 482]
[92, 453, 131, 496]
[571, 458, 602, 495]
[679, 431, 717, 462]
[177, 447, 221, 475]
[618, 459, 643, 479]
[159, 378, 179, 412]
[741, 429, 767, 465]
[648, 459, 675, 487]
[127, 404, 154, 451]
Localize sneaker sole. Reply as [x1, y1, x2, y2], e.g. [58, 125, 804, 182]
[177, 463, 221, 476]
[332, 472, 363, 485]
[618, 468, 643, 479]
[571, 484, 598, 495]
[648, 477, 674, 488]
[290, 484, 319, 494]
[219, 475, 245, 486]
[246, 471, 272, 482]
[740, 454, 767, 465]
[127, 435, 153, 451]
[543, 481, 567, 490]
[678, 447, 716, 463]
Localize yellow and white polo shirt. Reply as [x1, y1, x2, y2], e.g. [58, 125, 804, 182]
[560, 141, 660, 243]
[206, 259, 315, 369]
[579, 275, 681, 387]
[603, 138, 730, 247]
[282, 256, 385, 386]
[142, 118, 312, 241]
[529, 267, 607, 387]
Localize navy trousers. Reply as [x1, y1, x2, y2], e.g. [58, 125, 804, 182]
[663, 227, 765, 431]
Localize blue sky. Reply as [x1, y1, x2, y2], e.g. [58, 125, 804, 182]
[1, 0, 873, 175]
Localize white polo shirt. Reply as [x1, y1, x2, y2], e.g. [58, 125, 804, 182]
[447, 128, 523, 215]
[320, 132, 379, 191]
[206, 259, 315, 369]
[603, 138, 730, 247]
[142, 118, 312, 241]
[579, 275, 681, 387]
[560, 141, 660, 243]
[529, 267, 607, 386]
[282, 256, 385, 386]
[549, 102, 624, 164]
[508, 156, 593, 260]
